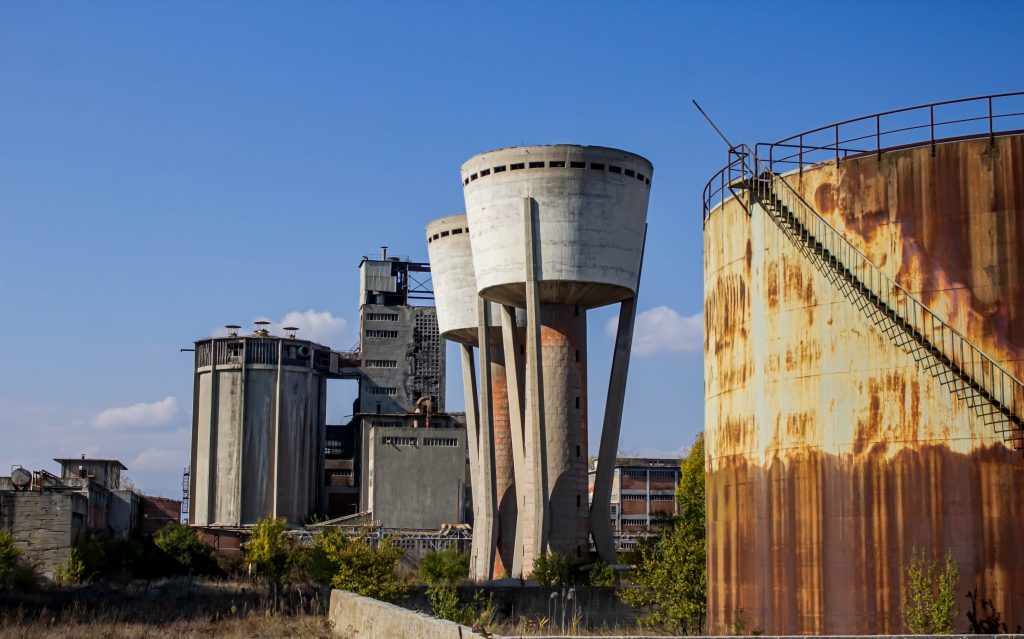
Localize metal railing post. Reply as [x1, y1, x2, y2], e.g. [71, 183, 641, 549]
[989, 96, 994, 145]
[930, 105, 936, 156]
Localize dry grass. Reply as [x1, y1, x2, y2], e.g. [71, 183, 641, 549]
[0, 577, 332, 639]
[0, 613, 333, 639]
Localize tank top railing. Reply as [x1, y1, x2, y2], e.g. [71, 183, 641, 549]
[757, 91, 1024, 175]
[724, 143, 1024, 450]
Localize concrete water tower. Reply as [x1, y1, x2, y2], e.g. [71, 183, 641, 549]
[427, 213, 527, 580]
[458, 144, 652, 573]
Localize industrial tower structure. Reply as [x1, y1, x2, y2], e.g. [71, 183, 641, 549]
[428, 144, 652, 580]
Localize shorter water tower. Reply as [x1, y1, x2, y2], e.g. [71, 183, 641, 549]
[428, 213, 527, 579]
[190, 323, 330, 527]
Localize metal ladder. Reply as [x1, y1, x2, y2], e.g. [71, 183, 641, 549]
[729, 145, 1024, 450]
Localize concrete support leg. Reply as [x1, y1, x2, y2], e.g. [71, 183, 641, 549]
[523, 196, 549, 568]
[500, 304, 528, 577]
[591, 224, 646, 563]
[459, 343, 484, 579]
[476, 299, 498, 582]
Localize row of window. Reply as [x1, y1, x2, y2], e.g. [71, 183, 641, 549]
[366, 385, 397, 396]
[620, 493, 677, 501]
[365, 329, 399, 339]
[463, 160, 651, 187]
[366, 313, 398, 322]
[380, 436, 460, 447]
[427, 226, 469, 244]
[364, 359, 397, 368]
[621, 469, 679, 479]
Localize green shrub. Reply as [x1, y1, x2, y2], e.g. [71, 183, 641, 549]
[246, 516, 310, 608]
[420, 548, 469, 586]
[903, 546, 959, 634]
[531, 551, 571, 587]
[154, 522, 214, 578]
[311, 530, 405, 602]
[589, 559, 616, 587]
[54, 548, 86, 585]
[0, 530, 40, 591]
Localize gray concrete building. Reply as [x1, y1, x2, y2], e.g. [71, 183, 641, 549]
[358, 415, 468, 529]
[587, 457, 680, 544]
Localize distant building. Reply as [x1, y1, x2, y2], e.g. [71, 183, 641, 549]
[0, 456, 181, 577]
[588, 457, 681, 546]
[321, 250, 466, 528]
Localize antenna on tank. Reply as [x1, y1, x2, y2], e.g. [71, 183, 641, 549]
[692, 99, 735, 149]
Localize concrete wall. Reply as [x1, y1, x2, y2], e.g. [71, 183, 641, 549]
[6, 491, 82, 577]
[704, 135, 1024, 634]
[365, 423, 467, 529]
[329, 589, 474, 639]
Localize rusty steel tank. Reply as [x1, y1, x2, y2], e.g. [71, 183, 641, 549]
[703, 94, 1024, 634]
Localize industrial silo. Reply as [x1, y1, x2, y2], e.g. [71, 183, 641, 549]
[461, 145, 652, 569]
[703, 94, 1024, 633]
[190, 324, 328, 527]
[427, 213, 526, 580]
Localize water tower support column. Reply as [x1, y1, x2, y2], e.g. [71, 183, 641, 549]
[499, 303, 528, 577]
[459, 343, 485, 578]
[591, 226, 646, 563]
[475, 298, 498, 581]
[523, 197, 549, 563]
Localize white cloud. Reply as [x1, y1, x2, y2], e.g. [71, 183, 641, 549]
[92, 396, 179, 430]
[129, 447, 185, 471]
[213, 309, 349, 347]
[605, 306, 703, 357]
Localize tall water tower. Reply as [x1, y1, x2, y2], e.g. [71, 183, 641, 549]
[460, 144, 652, 571]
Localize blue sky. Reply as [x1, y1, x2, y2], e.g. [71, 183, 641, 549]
[1, 1, 1022, 498]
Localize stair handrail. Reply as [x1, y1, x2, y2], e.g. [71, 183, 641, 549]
[734, 143, 1024, 437]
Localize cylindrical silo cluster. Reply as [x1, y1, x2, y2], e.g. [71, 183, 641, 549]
[427, 145, 652, 580]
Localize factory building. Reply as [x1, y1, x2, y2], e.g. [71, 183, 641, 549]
[587, 457, 681, 537]
[703, 93, 1024, 633]
[428, 144, 653, 580]
[0, 457, 180, 577]
[190, 251, 467, 532]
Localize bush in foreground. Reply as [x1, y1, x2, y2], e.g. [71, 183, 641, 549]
[310, 530, 405, 602]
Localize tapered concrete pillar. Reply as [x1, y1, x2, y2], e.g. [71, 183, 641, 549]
[499, 304, 528, 577]
[490, 342, 518, 578]
[459, 344, 484, 578]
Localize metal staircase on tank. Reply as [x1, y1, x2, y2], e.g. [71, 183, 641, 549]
[724, 144, 1024, 451]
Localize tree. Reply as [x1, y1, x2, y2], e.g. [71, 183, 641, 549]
[620, 432, 706, 633]
[247, 516, 309, 609]
[903, 546, 959, 634]
[0, 530, 23, 590]
[310, 529, 405, 602]
[588, 559, 617, 587]
[154, 522, 213, 589]
[420, 548, 469, 586]
[420, 548, 473, 623]
[531, 551, 571, 587]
